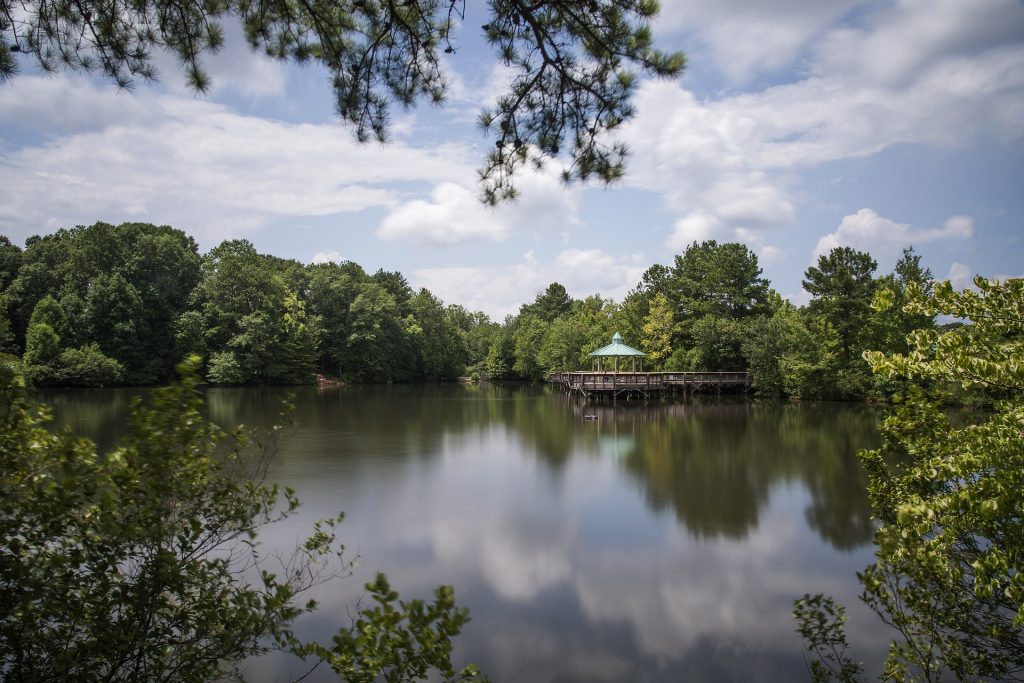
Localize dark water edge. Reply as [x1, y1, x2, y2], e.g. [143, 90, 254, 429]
[38, 383, 893, 682]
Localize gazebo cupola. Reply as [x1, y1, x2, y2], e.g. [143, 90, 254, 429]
[588, 332, 646, 372]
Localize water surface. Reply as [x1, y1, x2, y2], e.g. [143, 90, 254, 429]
[43, 383, 891, 682]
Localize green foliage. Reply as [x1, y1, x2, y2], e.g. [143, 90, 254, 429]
[409, 289, 465, 380]
[373, 270, 415, 312]
[277, 291, 320, 383]
[512, 315, 546, 379]
[522, 282, 574, 323]
[572, 296, 618, 364]
[207, 350, 245, 384]
[192, 239, 286, 347]
[640, 291, 675, 367]
[0, 235, 21, 291]
[796, 276, 1024, 681]
[793, 594, 863, 683]
[85, 272, 144, 370]
[6, 222, 201, 383]
[48, 343, 124, 386]
[663, 344, 689, 372]
[0, 223, 828, 387]
[191, 240, 323, 384]
[174, 308, 207, 360]
[803, 247, 878, 363]
[866, 276, 1022, 392]
[22, 296, 68, 380]
[457, 309, 500, 371]
[670, 240, 771, 324]
[532, 296, 617, 372]
[0, 305, 14, 355]
[683, 316, 746, 371]
[305, 574, 486, 683]
[794, 247, 882, 398]
[614, 264, 671, 346]
[346, 282, 409, 383]
[0, 360, 482, 681]
[742, 310, 796, 396]
[308, 261, 370, 377]
[777, 316, 843, 400]
[22, 320, 60, 367]
[870, 248, 935, 358]
[0, 360, 333, 678]
[485, 325, 515, 380]
[537, 316, 583, 371]
[27, 294, 66, 337]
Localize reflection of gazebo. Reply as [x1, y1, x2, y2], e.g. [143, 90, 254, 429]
[588, 332, 646, 372]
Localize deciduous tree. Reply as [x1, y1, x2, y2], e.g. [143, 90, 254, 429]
[640, 291, 674, 367]
[795, 276, 1024, 682]
[0, 361, 484, 681]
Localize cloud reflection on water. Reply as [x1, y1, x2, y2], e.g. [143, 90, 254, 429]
[43, 384, 890, 681]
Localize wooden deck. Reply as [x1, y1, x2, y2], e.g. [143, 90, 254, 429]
[549, 371, 750, 398]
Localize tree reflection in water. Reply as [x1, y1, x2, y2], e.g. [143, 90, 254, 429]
[541, 393, 878, 550]
[39, 382, 886, 682]
[42, 383, 879, 551]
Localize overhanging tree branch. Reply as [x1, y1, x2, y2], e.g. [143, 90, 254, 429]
[0, 0, 684, 201]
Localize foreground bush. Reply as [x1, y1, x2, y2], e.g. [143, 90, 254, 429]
[795, 277, 1024, 682]
[0, 359, 483, 682]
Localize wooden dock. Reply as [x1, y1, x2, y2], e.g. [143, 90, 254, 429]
[549, 371, 750, 399]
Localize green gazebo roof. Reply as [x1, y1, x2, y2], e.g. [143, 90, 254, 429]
[588, 332, 646, 357]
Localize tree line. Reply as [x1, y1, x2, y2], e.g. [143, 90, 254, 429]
[481, 239, 935, 401]
[0, 222, 482, 386]
[1, 221, 937, 398]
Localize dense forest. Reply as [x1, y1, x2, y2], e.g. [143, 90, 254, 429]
[0, 221, 938, 398]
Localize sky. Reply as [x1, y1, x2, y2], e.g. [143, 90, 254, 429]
[0, 0, 1022, 319]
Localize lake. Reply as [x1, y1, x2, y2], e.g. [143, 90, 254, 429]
[41, 382, 892, 682]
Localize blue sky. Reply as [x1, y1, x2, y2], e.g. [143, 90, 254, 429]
[1, 0, 1022, 318]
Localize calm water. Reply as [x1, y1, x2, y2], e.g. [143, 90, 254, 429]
[41, 383, 891, 682]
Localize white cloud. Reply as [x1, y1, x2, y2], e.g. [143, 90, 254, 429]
[814, 209, 975, 267]
[816, 0, 1024, 88]
[377, 159, 581, 245]
[311, 250, 343, 264]
[667, 211, 719, 250]
[622, 0, 1023, 263]
[378, 182, 505, 244]
[412, 248, 645, 319]
[735, 228, 787, 266]
[947, 262, 973, 288]
[0, 84, 472, 245]
[621, 84, 796, 253]
[656, 0, 862, 83]
[0, 76, 159, 133]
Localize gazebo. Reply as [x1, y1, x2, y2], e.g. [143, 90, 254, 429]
[588, 332, 646, 372]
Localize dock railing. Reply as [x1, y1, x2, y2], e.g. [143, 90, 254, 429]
[548, 370, 750, 395]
